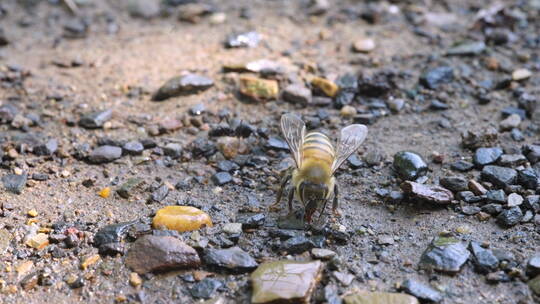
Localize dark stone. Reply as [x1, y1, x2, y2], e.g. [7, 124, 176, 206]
[282, 84, 312, 106]
[347, 155, 364, 169]
[149, 185, 169, 203]
[498, 154, 527, 167]
[280, 236, 320, 254]
[473, 147, 503, 167]
[117, 178, 144, 198]
[123, 141, 144, 155]
[496, 207, 523, 227]
[527, 255, 540, 277]
[190, 278, 223, 299]
[524, 195, 540, 212]
[33, 139, 58, 156]
[401, 279, 443, 303]
[446, 41, 486, 56]
[203, 247, 258, 273]
[468, 242, 499, 274]
[430, 99, 449, 110]
[420, 66, 454, 89]
[2, 173, 27, 194]
[266, 137, 289, 151]
[518, 168, 538, 189]
[481, 203, 503, 215]
[334, 91, 355, 109]
[79, 109, 113, 129]
[501, 106, 527, 120]
[0, 104, 18, 123]
[0, 28, 8, 46]
[225, 31, 260, 48]
[450, 161, 474, 172]
[456, 191, 482, 203]
[152, 74, 213, 101]
[211, 172, 232, 185]
[93, 221, 138, 248]
[236, 213, 265, 229]
[357, 72, 394, 97]
[217, 160, 239, 172]
[481, 166, 517, 188]
[461, 205, 481, 215]
[440, 176, 468, 192]
[125, 235, 200, 274]
[88, 146, 122, 164]
[419, 237, 470, 274]
[393, 151, 428, 180]
[209, 123, 234, 137]
[401, 181, 454, 204]
[31, 173, 49, 181]
[162, 143, 182, 159]
[486, 190, 506, 203]
[523, 145, 540, 164]
[353, 113, 377, 125]
[233, 121, 255, 138]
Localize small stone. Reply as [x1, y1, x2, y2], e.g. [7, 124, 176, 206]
[468, 242, 499, 274]
[499, 114, 521, 131]
[461, 128, 498, 150]
[440, 176, 468, 192]
[88, 146, 122, 164]
[340, 105, 357, 118]
[80, 254, 100, 270]
[393, 151, 428, 180]
[420, 66, 454, 89]
[280, 236, 323, 254]
[507, 193, 523, 207]
[237, 213, 265, 229]
[152, 74, 214, 101]
[461, 206, 481, 215]
[387, 98, 405, 112]
[512, 68, 532, 81]
[487, 271, 511, 284]
[419, 237, 470, 274]
[496, 207, 523, 227]
[117, 178, 144, 198]
[25, 233, 49, 250]
[33, 139, 58, 156]
[27, 209, 38, 217]
[98, 187, 111, 198]
[149, 184, 169, 203]
[518, 168, 539, 189]
[523, 145, 540, 164]
[311, 77, 339, 98]
[529, 275, 540, 295]
[311, 248, 336, 260]
[2, 173, 27, 194]
[190, 278, 223, 299]
[266, 137, 289, 151]
[203, 247, 258, 273]
[487, 190, 507, 203]
[282, 84, 312, 106]
[162, 143, 183, 159]
[498, 154, 527, 167]
[446, 41, 486, 56]
[344, 292, 419, 304]
[251, 260, 323, 304]
[123, 141, 144, 155]
[153, 206, 213, 232]
[401, 181, 454, 204]
[127, 0, 160, 19]
[0, 229, 11, 254]
[473, 147, 503, 167]
[333, 271, 354, 286]
[129, 272, 142, 287]
[222, 223, 242, 235]
[527, 255, 540, 277]
[430, 99, 449, 110]
[481, 203, 503, 215]
[352, 38, 376, 53]
[451, 161, 474, 172]
[178, 3, 212, 23]
[225, 31, 260, 48]
[400, 279, 442, 303]
[212, 172, 232, 185]
[468, 180, 487, 195]
[239, 76, 279, 101]
[126, 235, 200, 274]
[79, 109, 113, 129]
[481, 166, 517, 188]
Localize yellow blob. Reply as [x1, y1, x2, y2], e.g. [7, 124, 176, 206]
[153, 206, 213, 232]
[27, 209, 38, 217]
[99, 187, 111, 198]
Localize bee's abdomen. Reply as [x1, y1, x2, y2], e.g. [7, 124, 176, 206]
[302, 132, 334, 166]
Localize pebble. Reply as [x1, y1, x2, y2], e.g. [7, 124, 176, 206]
[387, 98, 405, 112]
[237, 213, 265, 229]
[486, 189, 506, 203]
[25, 233, 49, 250]
[225, 31, 260, 48]
[468, 180, 487, 195]
[419, 237, 470, 274]
[512, 68, 532, 81]
[481, 203, 503, 215]
[401, 181, 454, 204]
[473, 147, 503, 167]
[529, 275, 540, 296]
[527, 255, 540, 277]
[34, 139, 58, 156]
[129, 272, 142, 287]
[94, 221, 137, 254]
[518, 168, 538, 189]
[153, 206, 213, 232]
[3, 173, 27, 194]
[98, 187, 110, 198]
[343, 292, 419, 304]
[279, 236, 321, 254]
[507, 193, 523, 207]
[282, 84, 312, 106]
[333, 271, 354, 286]
[266, 137, 289, 151]
[440, 176, 468, 192]
[125, 235, 200, 274]
[430, 99, 449, 110]
[117, 178, 144, 198]
[123, 141, 144, 155]
[400, 279, 442, 303]
[496, 207, 523, 227]
[152, 74, 214, 101]
[0, 229, 11, 254]
[203, 247, 258, 273]
[212, 172, 232, 185]
[127, 0, 160, 19]
[468, 242, 499, 274]
[222, 223, 242, 235]
[311, 248, 336, 260]
[150, 184, 169, 203]
[450, 160, 474, 172]
[352, 38, 376, 53]
[88, 146, 122, 164]
[446, 41, 486, 56]
[461, 128, 498, 150]
[498, 154, 527, 167]
[340, 105, 357, 118]
[499, 114, 521, 131]
[178, 3, 213, 23]
[239, 76, 279, 101]
[80, 254, 100, 270]
[79, 109, 113, 129]
[162, 143, 182, 159]
[420, 66, 454, 89]
[461, 205, 481, 215]
[393, 151, 428, 180]
[481, 165, 517, 188]
[523, 145, 540, 164]
[250, 260, 323, 304]
[311, 77, 339, 98]
[190, 278, 223, 299]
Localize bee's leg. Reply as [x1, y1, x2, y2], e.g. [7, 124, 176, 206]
[332, 183, 341, 217]
[287, 187, 294, 212]
[269, 172, 291, 211]
[318, 199, 328, 220]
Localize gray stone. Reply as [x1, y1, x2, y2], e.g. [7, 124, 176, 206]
[496, 207, 523, 227]
[190, 278, 223, 299]
[34, 139, 58, 156]
[486, 190, 507, 203]
[507, 193, 523, 207]
[79, 109, 113, 129]
[152, 74, 214, 101]
[481, 166, 517, 188]
[203, 246, 258, 273]
[419, 237, 470, 274]
[446, 41, 486, 56]
[420, 66, 454, 89]
[468, 242, 499, 274]
[162, 143, 183, 158]
[2, 173, 27, 194]
[211, 172, 232, 185]
[127, 0, 160, 19]
[236, 213, 265, 229]
[401, 181, 454, 204]
[282, 84, 312, 106]
[122, 141, 144, 155]
[225, 31, 260, 48]
[440, 176, 469, 192]
[401, 279, 442, 303]
[518, 168, 538, 189]
[88, 146, 122, 163]
[393, 151, 428, 180]
[474, 147, 503, 166]
[498, 154, 527, 167]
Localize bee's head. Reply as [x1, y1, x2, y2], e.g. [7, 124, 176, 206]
[299, 181, 328, 223]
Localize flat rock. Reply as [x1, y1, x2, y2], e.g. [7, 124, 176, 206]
[0, 229, 11, 254]
[152, 74, 214, 101]
[450, 160, 474, 172]
[473, 147, 503, 166]
[529, 275, 540, 296]
[203, 247, 258, 273]
[496, 207, 523, 227]
[237, 213, 265, 229]
[401, 279, 442, 303]
[527, 255, 540, 277]
[440, 176, 468, 192]
[344, 291, 419, 304]
[468, 242, 499, 274]
[251, 260, 323, 304]
[420, 66, 454, 89]
[225, 31, 260, 48]
[507, 193, 523, 207]
[401, 181, 454, 204]
[498, 154, 527, 167]
[446, 41, 486, 56]
[239, 76, 279, 101]
[3, 173, 27, 194]
[419, 237, 470, 274]
[393, 151, 428, 180]
[518, 168, 539, 189]
[88, 146, 122, 164]
[125, 235, 200, 274]
[79, 109, 113, 129]
[499, 114, 521, 131]
[282, 84, 312, 106]
[190, 278, 223, 299]
[481, 166, 517, 188]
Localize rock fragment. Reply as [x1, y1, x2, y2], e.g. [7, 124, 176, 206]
[88, 146, 122, 164]
[203, 247, 258, 273]
[400, 279, 442, 303]
[401, 182, 454, 204]
[239, 76, 279, 101]
[152, 74, 214, 101]
[419, 237, 470, 274]
[393, 151, 428, 180]
[420, 66, 454, 89]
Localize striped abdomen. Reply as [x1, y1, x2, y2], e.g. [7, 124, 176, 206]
[301, 132, 335, 167]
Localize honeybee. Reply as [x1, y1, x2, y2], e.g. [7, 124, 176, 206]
[269, 113, 368, 223]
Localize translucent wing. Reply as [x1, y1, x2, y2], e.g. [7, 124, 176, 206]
[332, 124, 368, 173]
[280, 113, 305, 168]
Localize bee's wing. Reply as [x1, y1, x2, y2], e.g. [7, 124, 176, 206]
[332, 124, 368, 173]
[280, 113, 305, 168]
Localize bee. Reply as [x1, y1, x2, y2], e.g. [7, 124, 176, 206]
[269, 113, 368, 223]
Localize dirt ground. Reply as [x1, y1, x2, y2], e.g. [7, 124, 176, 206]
[0, 0, 539, 303]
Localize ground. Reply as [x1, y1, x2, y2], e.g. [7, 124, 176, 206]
[0, 0, 539, 303]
